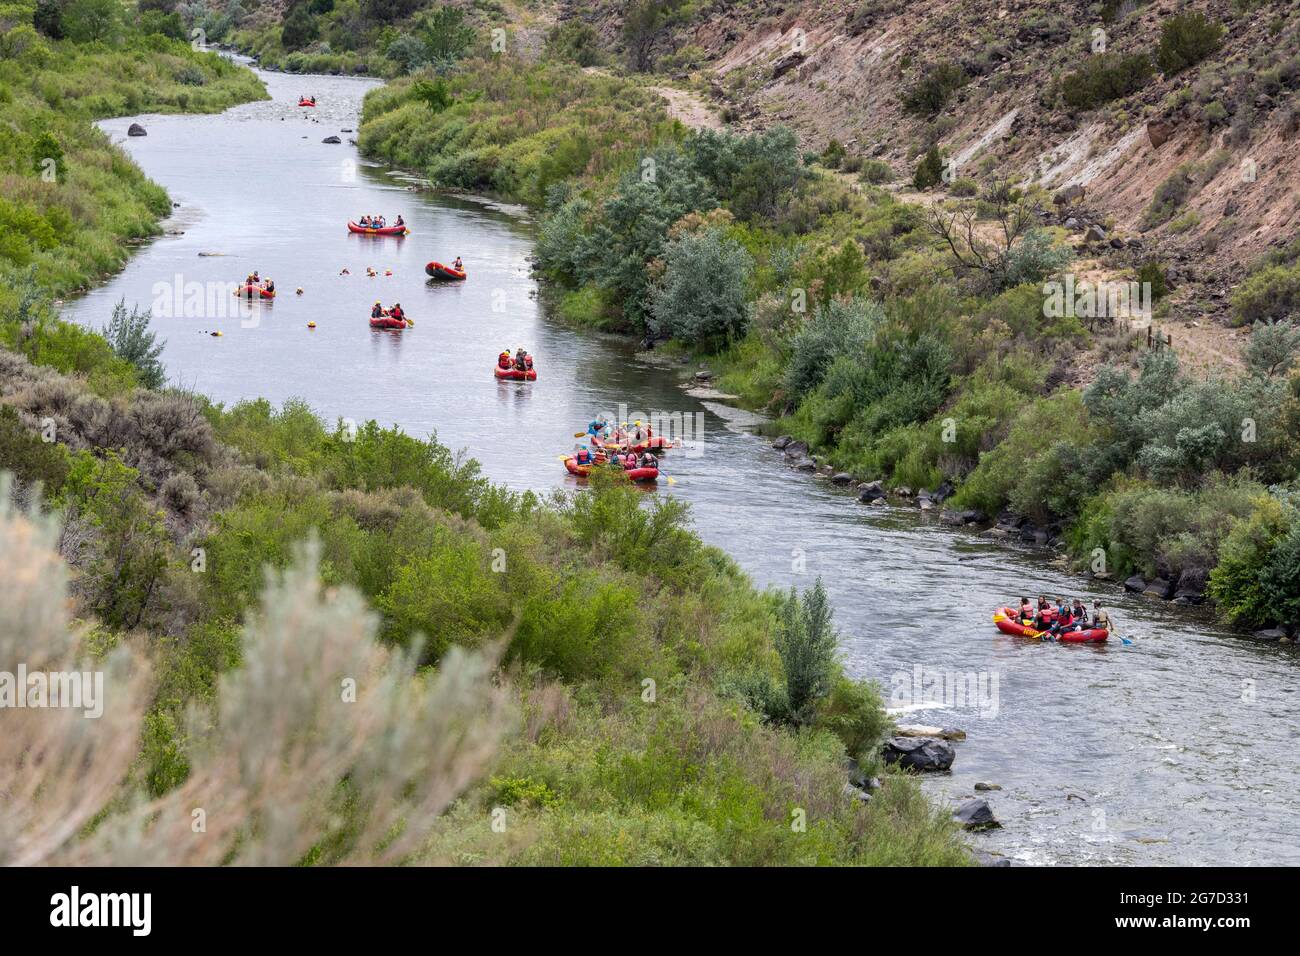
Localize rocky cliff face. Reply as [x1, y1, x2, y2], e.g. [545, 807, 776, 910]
[570, 0, 1299, 324]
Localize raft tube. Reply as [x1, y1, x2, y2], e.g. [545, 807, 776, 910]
[239, 285, 275, 299]
[369, 316, 407, 330]
[564, 457, 658, 483]
[425, 260, 467, 280]
[494, 366, 536, 381]
[992, 608, 1108, 643]
[347, 221, 408, 236]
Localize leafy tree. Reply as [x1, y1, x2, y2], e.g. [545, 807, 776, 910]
[913, 145, 943, 189]
[1245, 319, 1300, 378]
[33, 0, 66, 39]
[62, 0, 121, 42]
[385, 34, 428, 73]
[784, 298, 884, 398]
[622, 0, 684, 72]
[649, 227, 754, 346]
[684, 127, 803, 222]
[102, 299, 165, 389]
[280, 2, 318, 51]
[418, 5, 475, 73]
[774, 579, 838, 725]
[545, 20, 604, 67]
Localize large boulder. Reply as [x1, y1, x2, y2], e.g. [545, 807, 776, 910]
[127, 123, 147, 137]
[882, 736, 955, 772]
[772, 51, 806, 79]
[858, 480, 885, 503]
[322, 135, 342, 144]
[1142, 578, 1174, 600]
[954, 798, 1000, 830]
[1250, 628, 1287, 643]
[1174, 569, 1207, 605]
[1052, 184, 1085, 205]
[783, 440, 809, 459]
[830, 472, 854, 486]
[1146, 120, 1176, 149]
[1123, 574, 1148, 593]
[772, 435, 793, 450]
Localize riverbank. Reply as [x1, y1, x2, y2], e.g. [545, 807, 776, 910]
[1, 55, 973, 866]
[355, 51, 1300, 638]
[0, 22, 268, 299]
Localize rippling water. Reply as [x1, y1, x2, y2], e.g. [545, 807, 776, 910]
[64, 64, 1299, 866]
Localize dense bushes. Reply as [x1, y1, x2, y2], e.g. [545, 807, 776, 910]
[649, 228, 753, 345]
[1058, 52, 1154, 110]
[901, 61, 967, 118]
[1232, 261, 1300, 325]
[1155, 12, 1224, 76]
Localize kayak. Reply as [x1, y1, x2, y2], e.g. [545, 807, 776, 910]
[348, 221, 408, 236]
[369, 315, 407, 330]
[238, 285, 275, 299]
[564, 457, 658, 483]
[495, 366, 536, 381]
[425, 260, 467, 280]
[992, 608, 1108, 643]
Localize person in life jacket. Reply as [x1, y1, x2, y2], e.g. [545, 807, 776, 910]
[574, 445, 593, 466]
[371, 301, 385, 319]
[498, 350, 512, 370]
[524, 353, 534, 370]
[389, 302, 405, 323]
[453, 256, 463, 271]
[1017, 597, 1033, 625]
[514, 348, 528, 371]
[1091, 602, 1111, 631]
[265, 278, 275, 294]
[395, 215, 404, 227]
[587, 415, 607, 437]
[638, 451, 656, 469]
[623, 451, 637, 469]
[1066, 599, 1088, 631]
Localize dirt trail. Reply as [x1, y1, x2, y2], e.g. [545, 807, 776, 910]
[646, 84, 723, 130]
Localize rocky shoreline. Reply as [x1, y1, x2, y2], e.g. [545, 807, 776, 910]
[768, 434, 1297, 646]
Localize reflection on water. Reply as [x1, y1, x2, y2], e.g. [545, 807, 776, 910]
[62, 63, 1299, 866]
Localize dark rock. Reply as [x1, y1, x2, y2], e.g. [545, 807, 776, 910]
[783, 440, 809, 459]
[933, 481, 955, 502]
[1142, 578, 1174, 600]
[882, 736, 955, 772]
[772, 51, 806, 79]
[858, 481, 885, 502]
[1123, 574, 1148, 593]
[954, 798, 1000, 830]
[694, 369, 713, 381]
[1173, 569, 1206, 605]
[972, 849, 1013, 867]
[127, 123, 147, 137]
[1109, 237, 1126, 249]
[322, 135, 341, 144]
[974, 782, 1002, 791]
[830, 472, 854, 485]
[940, 509, 964, 526]
[1146, 120, 1176, 149]
[795, 460, 816, 472]
[1250, 628, 1286, 642]
[772, 435, 793, 450]
[1084, 224, 1107, 242]
[1063, 216, 1081, 231]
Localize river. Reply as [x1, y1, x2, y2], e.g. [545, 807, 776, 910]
[63, 63, 1299, 866]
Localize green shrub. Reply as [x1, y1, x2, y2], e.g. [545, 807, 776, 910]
[913, 145, 943, 189]
[774, 579, 838, 725]
[1059, 53, 1153, 110]
[1156, 12, 1224, 76]
[1232, 262, 1300, 325]
[1245, 319, 1300, 377]
[649, 227, 754, 346]
[901, 61, 966, 118]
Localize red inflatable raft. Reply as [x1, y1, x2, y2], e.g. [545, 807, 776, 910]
[348, 221, 408, 236]
[369, 315, 407, 330]
[297, 99, 316, 107]
[595, 435, 671, 454]
[564, 457, 658, 483]
[425, 261, 467, 280]
[495, 366, 536, 381]
[992, 607, 1108, 643]
[238, 285, 275, 299]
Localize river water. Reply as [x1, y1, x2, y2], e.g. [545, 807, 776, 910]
[64, 64, 1299, 866]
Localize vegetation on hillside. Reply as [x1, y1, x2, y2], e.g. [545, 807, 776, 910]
[353, 11, 1300, 632]
[0, 0, 268, 293]
[0, 268, 968, 863]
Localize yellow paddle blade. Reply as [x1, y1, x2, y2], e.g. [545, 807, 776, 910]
[664, 475, 677, 485]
